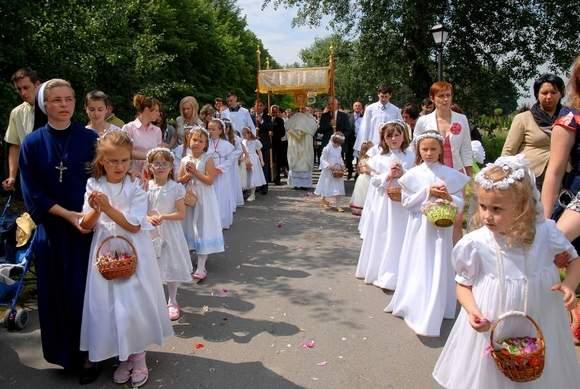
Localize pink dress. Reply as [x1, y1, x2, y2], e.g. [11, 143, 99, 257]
[122, 118, 162, 176]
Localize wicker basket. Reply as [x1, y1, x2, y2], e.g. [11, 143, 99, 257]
[490, 311, 545, 383]
[423, 201, 457, 227]
[96, 235, 138, 280]
[245, 160, 253, 171]
[386, 181, 401, 202]
[331, 168, 344, 178]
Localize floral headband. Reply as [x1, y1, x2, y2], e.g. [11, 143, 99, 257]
[414, 131, 444, 143]
[475, 154, 529, 190]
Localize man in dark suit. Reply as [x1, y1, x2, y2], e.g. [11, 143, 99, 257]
[270, 105, 286, 185]
[252, 100, 272, 194]
[318, 98, 353, 179]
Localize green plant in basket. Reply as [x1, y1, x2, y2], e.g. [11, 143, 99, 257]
[422, 199, 457, 227]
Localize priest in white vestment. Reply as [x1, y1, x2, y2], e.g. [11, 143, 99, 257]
[286, 97, 317, 189]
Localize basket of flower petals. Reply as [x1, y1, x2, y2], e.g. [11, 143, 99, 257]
[489, 311, 545, 383]
[96, 235, 138, 280]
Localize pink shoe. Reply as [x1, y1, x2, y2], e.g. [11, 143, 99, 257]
[130, 353, 149, 388]
[113, 359, 132, 384]
[168, 304, 181, 321]
[193, 269, 207, 280]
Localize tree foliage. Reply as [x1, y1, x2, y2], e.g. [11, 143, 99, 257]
[266, 0, 579, 116]
[0, 0, 273, 129]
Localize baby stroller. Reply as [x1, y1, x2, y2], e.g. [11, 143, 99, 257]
[0, 195, 35, 331]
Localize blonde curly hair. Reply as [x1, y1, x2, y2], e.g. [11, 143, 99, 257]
[471, 165, 536, 246]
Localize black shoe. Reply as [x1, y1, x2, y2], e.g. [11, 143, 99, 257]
[79, 363, 102, 385]
[274, 181, 283, 186]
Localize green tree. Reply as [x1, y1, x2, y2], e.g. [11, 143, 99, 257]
[264, 0, 579, 116]
[0, 0, 274, 128]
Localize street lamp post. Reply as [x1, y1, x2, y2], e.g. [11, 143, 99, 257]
[430, 23, 449, 81]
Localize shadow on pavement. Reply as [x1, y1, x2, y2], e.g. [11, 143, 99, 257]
[0, 341, 304, 389]
[174, 309, 300, 344]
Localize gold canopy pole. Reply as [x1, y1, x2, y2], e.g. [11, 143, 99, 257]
[266, 57, 272, 111]
[329, 44, 335, 104]
[256, 45, 261, 107]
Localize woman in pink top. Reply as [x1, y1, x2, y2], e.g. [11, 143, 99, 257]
[122, 94, 162, 178]
[414, 81, 473, 243]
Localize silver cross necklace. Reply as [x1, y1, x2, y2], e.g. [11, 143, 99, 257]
[52, 123, 73, 183]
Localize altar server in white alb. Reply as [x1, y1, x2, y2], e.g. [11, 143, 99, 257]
[353, 84, 402, 152]
[355, 121, 415, 287]
[433, 155, 580, 389]
[385, 131, 469, 337]
[314, 132, 346, 211]
[79, 131, 172, 388]
[221, 91, 256, 136]
[286, 94, 318, 189]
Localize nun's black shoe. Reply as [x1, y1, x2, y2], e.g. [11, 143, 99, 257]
[79, 363, 102, 385]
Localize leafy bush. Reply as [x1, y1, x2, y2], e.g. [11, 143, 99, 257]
[481, 130, 507, 163]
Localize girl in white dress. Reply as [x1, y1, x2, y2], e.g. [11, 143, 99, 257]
[241, 127, 267, 201]
[433, 155, 580, 388]
[355, 121, 415, 287]
[79, 131, 173, 388]
[358, 141, 382, 238]
[206, 119, 235, 229]
[385, 131, 470, 337]
[223, 119, 245, 208]
[145, 147, 193, 321]
[314, 132, 346, 211]
[178, 128, 225, 281]
[349, 141, 373, 216]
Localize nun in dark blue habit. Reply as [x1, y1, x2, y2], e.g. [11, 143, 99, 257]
[18, 78, 100, 384]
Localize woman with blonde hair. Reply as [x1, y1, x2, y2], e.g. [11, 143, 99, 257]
[176, 96, 202, 146]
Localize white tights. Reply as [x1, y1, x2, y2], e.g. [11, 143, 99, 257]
[167, 282, 179, 306]
[197, 254, 208, 272]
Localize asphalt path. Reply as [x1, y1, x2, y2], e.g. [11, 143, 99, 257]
[1, 179, 579, 388]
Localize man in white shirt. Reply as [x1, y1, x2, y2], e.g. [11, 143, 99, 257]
[221, 91, 256, 136]
[354, 85, 402, 152]
[3, 67, 40, 191]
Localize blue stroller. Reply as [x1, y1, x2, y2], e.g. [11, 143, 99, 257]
[0, 195, 35, 331]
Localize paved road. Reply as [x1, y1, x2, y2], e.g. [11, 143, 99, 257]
[1, 181, 579, 388]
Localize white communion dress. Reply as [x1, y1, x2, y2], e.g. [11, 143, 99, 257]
[80, 176, 173, 362]
[314, 143, 345, 197]
[433, 221, 580, 388]
[180, 153, 225, 255]
[147, 179, 193, 282]
[357, 145, 381, 238]
[385, 162, 469, 337]
[242, 138, 267, 189]
[355, 149, 415, 287]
